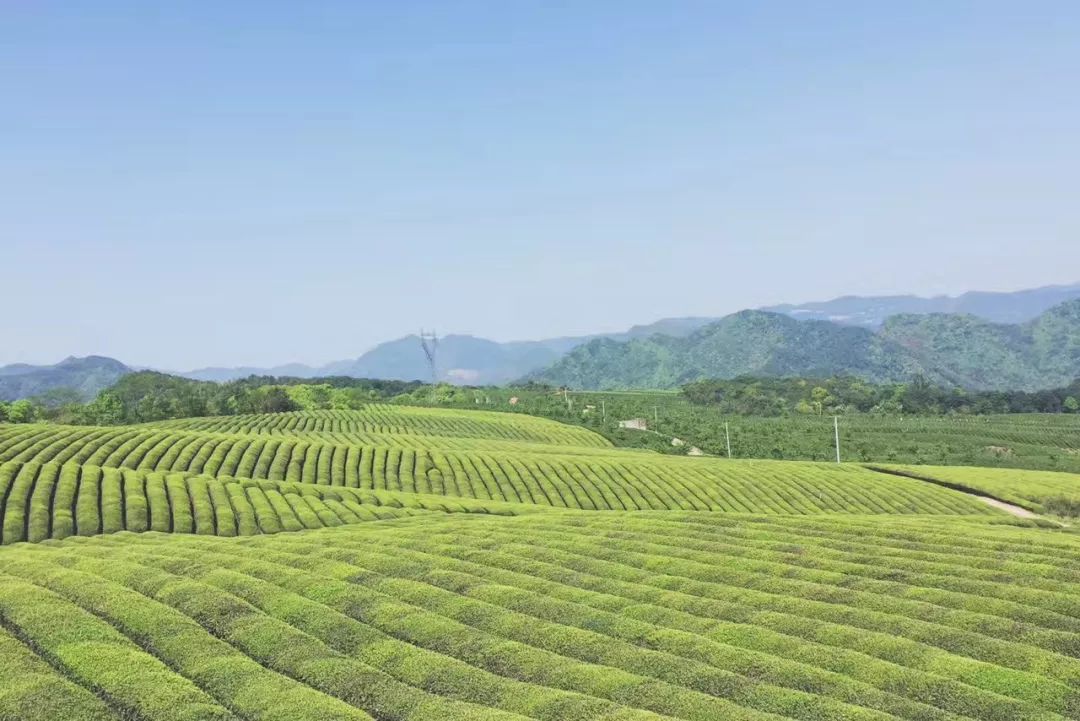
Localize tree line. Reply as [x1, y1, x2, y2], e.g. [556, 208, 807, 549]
[681, 375, 1080, 416]
[0, 372, 423, 425]
[4, 371, 1080, 428]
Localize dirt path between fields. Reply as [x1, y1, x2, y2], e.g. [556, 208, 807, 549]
[975, 496, 1038, 518]
[865, 465, 1044, 520]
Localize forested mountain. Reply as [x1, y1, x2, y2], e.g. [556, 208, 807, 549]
[180, 283, 1077, 385]
[13, 284, 1077, 391]
[528, 300, 1080, 391]
[0, 356, 130, 401]
[527, 312, 935, 389]
[880, 299, 1080, 389]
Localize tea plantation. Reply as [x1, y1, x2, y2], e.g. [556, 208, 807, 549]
[874, 464, 1080, 519]
[1, 407, 1079, 721]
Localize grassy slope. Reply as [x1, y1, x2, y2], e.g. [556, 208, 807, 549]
[153, 405, 613, 447]
[1, 513, 1079, 721]
[874, 464, 1080, 517]
[0, 457, 997, 545]
[1, 407, 1079, 720]
[0, 426, 997, 533]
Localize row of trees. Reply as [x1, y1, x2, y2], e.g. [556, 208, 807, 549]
[5, 372, 1080, 429]
[2, 372, 424, 425]
[682, 375, 1080, 416]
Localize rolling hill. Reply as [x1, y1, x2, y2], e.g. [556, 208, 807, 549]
[2, 404, 1079, 721]
[529, 300, 1080, 391]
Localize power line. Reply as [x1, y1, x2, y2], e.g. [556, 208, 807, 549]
[419, 329, 439, 391]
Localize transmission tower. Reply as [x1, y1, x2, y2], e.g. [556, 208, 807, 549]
[419, 329, 439, 388]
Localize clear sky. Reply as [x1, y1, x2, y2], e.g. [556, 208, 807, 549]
[3, 1, 1079, 369]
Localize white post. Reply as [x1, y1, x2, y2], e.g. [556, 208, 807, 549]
[654, 406, 658, 427]
[834, 415, 841, 464]
[601, 400, 606, 423]
[725, 422, 732, 459]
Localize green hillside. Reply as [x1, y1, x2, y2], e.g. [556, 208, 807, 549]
[0, 421, 994, 518]
[2, 513, 1079, 721]
[152, 405, 612, 448]
[528, 300, 1080, 390]
[0, 356, 130, 402]
[2, 406, 1079, 721]
[874, 464, 1080, 518]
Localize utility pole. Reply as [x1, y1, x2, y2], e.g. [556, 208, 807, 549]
[834, 415, 841, 464]
[601, 399, 606, 423]
[653, 406, 658, 428]
[725, 422, 732, 459]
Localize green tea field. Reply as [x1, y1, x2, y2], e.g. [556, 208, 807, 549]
[1, 407, 1079, 721]
[873, 464, 1080, 519]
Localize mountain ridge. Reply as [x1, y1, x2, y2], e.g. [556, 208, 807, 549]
[6, 282, 1079, 394]
[178, 282, 1080, 384]
[528, 299, 1080, 391]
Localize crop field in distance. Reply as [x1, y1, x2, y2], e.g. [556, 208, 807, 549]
[419, 388, 1080, 472]
[1, 405, 1079, 721]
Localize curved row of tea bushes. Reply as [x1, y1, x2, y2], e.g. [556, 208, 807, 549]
[149, 427, 621, 454]
[871, 464, 1080, 517]
[1, 512, 1078, 720]
[154, 406, 612, 448]
[0, 426, 996, 516]
[0, 461, 530, 545]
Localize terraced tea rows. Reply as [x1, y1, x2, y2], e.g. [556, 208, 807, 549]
[0, 460, 533, 545]
[145, 428, 618, 454]
[0, 425, 995, 515]
[875, 464, 1080, 517]
[2, 511, 1078, 721]
[0, 422, 612, 459]
[156, 406, 611, 448]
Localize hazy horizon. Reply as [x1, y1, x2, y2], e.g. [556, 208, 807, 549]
[7, 277, 1079, 371]
[4, 3, 1079, 368]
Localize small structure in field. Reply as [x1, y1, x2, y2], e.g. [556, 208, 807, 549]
[619, 418, 648, 431]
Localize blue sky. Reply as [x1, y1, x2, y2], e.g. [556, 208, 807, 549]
[3, 1, 1078, 369]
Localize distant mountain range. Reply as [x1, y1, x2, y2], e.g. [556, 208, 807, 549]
[180, 282, 1080, 385]
[529, 298, 1080, 391]
[0, 356, 130, 402]
[762, 282, 1080, 328]
[179, 316, 721, 384]
[5, 282, 1080, 400]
